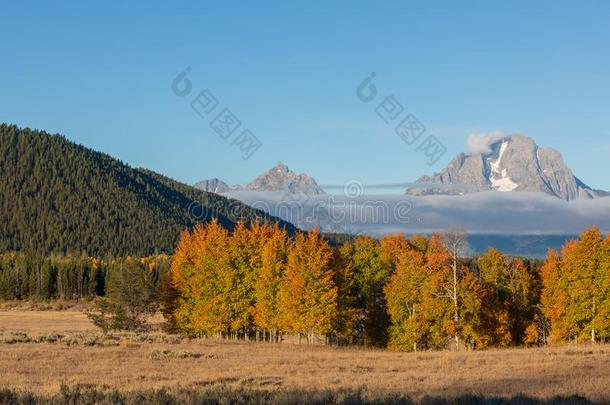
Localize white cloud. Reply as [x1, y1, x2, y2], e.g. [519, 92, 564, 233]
[466, 130, 508, 154]
[225, 190, 610, 237]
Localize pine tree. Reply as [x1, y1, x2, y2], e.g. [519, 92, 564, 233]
[346, 236, 393, 346]
[87, 258, 158, 332]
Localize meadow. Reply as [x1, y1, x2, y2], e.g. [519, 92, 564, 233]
[0, 310, 608, 404]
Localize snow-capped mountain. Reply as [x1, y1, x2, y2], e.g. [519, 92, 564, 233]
[194, 163, 325, 195]
[406, 134, 607, 200]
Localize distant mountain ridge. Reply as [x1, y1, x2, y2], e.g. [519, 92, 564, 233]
[193, 178, 242, 194]
[195, 163, 325, 195]
[406, 134, 608, 200]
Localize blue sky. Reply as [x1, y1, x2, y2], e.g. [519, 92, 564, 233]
[1, 1, 609, 190]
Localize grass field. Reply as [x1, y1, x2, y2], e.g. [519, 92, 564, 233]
[1, 310, 609, 404]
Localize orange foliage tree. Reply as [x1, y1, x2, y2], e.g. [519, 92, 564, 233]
[477, 248, 536, 346]
[278, 228, 338, 344]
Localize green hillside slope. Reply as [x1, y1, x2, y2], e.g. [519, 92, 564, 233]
[0, 124, 294, 256]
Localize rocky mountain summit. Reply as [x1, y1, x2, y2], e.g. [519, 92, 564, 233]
[195, 163, 325, 195]
[406, 134, 607, 200]
[193, 178, 242, 193]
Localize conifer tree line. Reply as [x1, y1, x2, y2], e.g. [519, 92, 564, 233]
[164, 220, 610, 350]
[0, 254, 170, 301]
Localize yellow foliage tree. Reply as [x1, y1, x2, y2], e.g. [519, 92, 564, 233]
[278, 228, 338, 344]
[478, 248, 536, 346]
[169, 219, 232, 336]
[543, 227, 610, 343]
[254, 225, 288, 342]
[385, 248, 430, 351]
[539, 249, 564, 343]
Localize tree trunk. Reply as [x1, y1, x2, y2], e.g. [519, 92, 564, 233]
[591, 297, 595, 343]
[452, 250, 459, 351]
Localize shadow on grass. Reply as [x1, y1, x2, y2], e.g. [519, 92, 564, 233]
[0, 384, 598, 405]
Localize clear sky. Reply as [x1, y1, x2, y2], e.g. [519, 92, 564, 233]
[1, 1, 609, 190]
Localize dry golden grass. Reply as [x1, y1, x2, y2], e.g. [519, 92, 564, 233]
[0, 310, 95, 334]
[1, 310, 609, 402]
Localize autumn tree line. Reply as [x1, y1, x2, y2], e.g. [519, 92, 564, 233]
[163, 220, 610, 350]
[1, 221, 609, 350]
[164, 220, 538, 349]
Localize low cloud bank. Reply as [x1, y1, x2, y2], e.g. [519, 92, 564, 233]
[224, 191, 610, 237]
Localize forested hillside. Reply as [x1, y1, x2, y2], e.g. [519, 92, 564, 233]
[0, 124, 293, 256]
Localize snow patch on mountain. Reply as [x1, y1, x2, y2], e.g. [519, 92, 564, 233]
[488, 141, 518, 192]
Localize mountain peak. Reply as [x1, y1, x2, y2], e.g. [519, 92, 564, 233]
[271, 162, 290, 174]
[407, 133, 607, 200]
[195, 163, 325, 195]
[246, 163, 325, 194]
[193, 178, 242, 193]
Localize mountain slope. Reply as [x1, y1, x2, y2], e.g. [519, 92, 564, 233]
[0, 124, 294, 256]
[406, 134, 607, 200]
